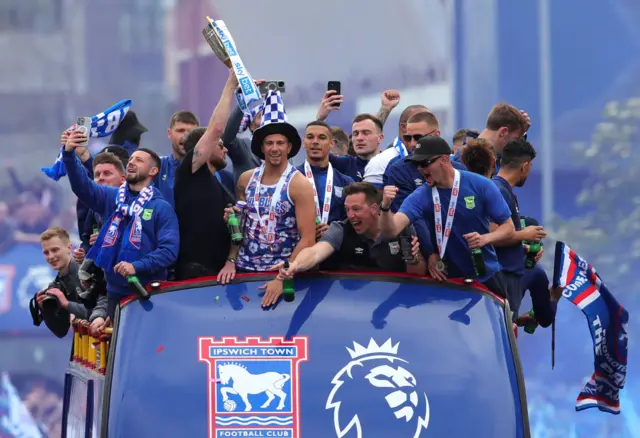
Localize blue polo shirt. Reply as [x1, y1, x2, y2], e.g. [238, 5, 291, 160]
[155, 155, 181, 208]
[398, 170, 511, 281]
[383, 154, 467, 212]
[296, 163, 354, 223]
[329, 154, 369, 182]
[492, 176, 525, 275]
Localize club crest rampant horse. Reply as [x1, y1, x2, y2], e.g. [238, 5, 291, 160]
[218, 363, 291, 412]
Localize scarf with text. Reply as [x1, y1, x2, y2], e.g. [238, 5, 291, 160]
[87, 183, 155, 271]
[553, 241, 629, 414]
[42, 99, 132, 181]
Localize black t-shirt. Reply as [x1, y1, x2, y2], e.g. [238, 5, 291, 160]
[174, 149, 233, 274]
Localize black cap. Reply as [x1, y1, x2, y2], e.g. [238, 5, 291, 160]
[405, 136, 452, 164]
[99, 145, 130, 166]
[109, 110, 148, 145]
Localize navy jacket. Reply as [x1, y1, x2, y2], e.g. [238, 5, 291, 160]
[295, 163, 354, 223]
[80, 210, 103, 253]
[62, 150, 179, 297]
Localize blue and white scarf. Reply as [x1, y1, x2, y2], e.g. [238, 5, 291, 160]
[87, 183, 155, 271]
[553, 241, 629, 414]
[392, 136, 407, 158]
[42, 99, 132, 181]
[0, 372, 42, 437]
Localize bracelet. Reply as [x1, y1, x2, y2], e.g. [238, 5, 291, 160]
[380, 205, 391, 212]
[226, 257, 236, 264]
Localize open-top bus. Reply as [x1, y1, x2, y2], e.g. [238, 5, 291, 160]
[62, 271, 530, 438]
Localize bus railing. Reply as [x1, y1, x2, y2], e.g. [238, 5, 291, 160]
[71, 319, 113, 375]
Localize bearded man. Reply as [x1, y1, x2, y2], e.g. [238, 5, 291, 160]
[62, 130, 179, 318]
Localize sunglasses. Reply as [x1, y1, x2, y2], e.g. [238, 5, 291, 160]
[402, 129, 438, 144]
[414, 155, 443, 168]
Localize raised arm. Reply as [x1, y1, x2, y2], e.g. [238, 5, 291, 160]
[379, 186, 411, 238]
[62, 130, 114, 214]
[375, 90, 401, 127]
[192, 70, 239, 173]
[222, 104, 245, 147]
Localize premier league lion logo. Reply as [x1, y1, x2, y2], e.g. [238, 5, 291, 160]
[326, 339, 430, 437]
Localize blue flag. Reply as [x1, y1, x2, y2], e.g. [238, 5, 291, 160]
[41, 99, 132, 181]
[553, 241, 629, 414]
[0, 372, 43, 437]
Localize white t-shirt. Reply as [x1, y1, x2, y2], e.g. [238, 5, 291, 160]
[363, 142, 408, 188]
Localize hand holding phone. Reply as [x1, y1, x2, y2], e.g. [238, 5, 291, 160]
[327, 81, 342, 108]
[317, 82, 343, 121]
[75, 117, 92, 147]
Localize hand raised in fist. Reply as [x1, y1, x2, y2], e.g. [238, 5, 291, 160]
[381, 185, 398, 210]
[381, 90, 401, 111]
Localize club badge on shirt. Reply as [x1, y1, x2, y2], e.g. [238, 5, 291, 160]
[464, 196, 475, 209]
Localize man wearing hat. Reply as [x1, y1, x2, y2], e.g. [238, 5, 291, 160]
[234, 90, 316, 307]
[108, 110, 148, 156]
[378, 135, 517, 303]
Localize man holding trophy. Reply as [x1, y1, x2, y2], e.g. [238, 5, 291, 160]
[203, 18, 266, 182]
[205, 17, 316, 308]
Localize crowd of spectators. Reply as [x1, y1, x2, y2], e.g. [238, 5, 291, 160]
[0, 164, 80, 256]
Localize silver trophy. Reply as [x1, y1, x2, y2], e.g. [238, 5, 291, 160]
[202, 18, 232, 68]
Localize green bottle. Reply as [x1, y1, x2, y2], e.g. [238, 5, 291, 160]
[471, 248, 486, 277]
[521, 218, 540, 269]
[127, 275, 150, 300]
[227, 204, 243, 245]
[524, 308, 538, 334]
[282, 261, 295, 302]
[315, 217, 321, 225]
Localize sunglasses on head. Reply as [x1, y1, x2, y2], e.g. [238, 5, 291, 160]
[402, 129, 438, 144]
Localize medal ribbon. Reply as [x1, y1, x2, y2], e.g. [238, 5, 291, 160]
[432, 169, 461, 259]
[249, 163, 292, 244]
[304, 161, 333, 224]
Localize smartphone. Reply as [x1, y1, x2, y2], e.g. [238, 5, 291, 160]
[327, 81, 341, 107]
[75, 117, 92, 147]
[258, 81, 286, 95]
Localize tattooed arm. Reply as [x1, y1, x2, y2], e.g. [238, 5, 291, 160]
[191, 71, 239, 173]
[375, 90, 401, 127]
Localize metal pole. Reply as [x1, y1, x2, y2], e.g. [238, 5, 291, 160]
[539, 0, 554, 224]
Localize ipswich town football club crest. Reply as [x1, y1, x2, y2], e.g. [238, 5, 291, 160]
[198, 336, 309, 438]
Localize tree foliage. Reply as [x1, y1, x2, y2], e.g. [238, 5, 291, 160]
[544, 96, 640, 308]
